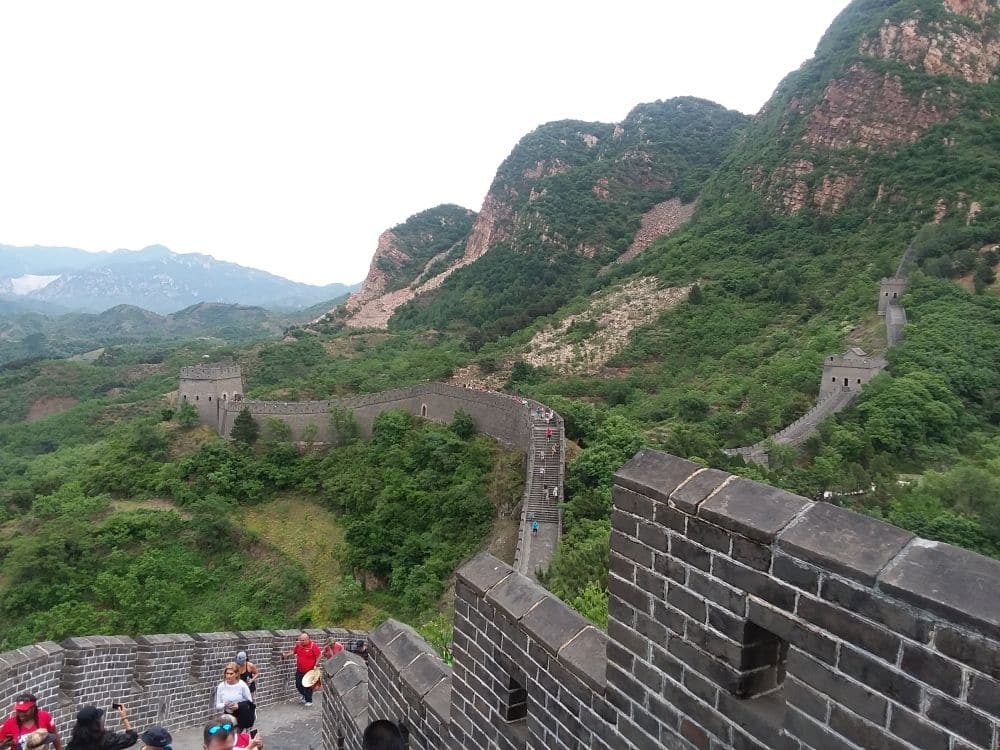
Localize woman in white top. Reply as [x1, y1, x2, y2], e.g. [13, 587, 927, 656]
[215, 662, 255, 730]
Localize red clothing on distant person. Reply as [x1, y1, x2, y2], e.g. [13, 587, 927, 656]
[322, 642, 344, 659]
[1, 710, 56, 744]
[294, 640, 321, 672]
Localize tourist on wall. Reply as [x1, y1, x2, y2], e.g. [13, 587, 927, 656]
[137, 727, 172, 750]
[281, 632, 321, 706]
[201, 721, 235, 750]
[214, 664, 255, 731]
[212, 717, 262, 750]
[361, 720, 407, 750]
[322, 637, 344, 660]
[233, 652, 260, 695]
[65, 705, 137, 750]
[0, 694, 62, 750]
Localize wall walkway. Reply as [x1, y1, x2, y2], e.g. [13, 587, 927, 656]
[725, 240, 917, 466]
[0, 628, 361, 743]
[201, 379, 565, 580]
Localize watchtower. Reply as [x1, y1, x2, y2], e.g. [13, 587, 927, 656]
[178, 363, 244, 429]
[819, 347, 886, 398]
[878, 276, 907, 315]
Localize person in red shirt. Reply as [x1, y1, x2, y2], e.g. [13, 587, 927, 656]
[322, 637, 344, 661]
[0, 693, 63, 750]
[281, 632, 321, 706]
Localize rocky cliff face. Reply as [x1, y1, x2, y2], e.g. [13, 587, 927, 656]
[341, 205, 476, 328]
[344, 100, 747, 332]
[752, 0, 999, 215]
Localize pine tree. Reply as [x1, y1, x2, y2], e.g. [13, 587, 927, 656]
[231, 407, 259, 446]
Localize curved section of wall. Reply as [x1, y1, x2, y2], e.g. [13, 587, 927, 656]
[211, 381, 565, 579]
[0, 627, 363, 742]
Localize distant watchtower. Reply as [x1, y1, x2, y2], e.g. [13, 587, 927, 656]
[819, 347, 886, 398]
[178, 363, 244, 429]
[878, 277, 907, 315]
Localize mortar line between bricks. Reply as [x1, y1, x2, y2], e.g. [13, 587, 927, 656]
[692, 473, 737, 513]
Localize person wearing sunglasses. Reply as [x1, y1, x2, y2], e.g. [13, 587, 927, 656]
[201, 722, 235, 750]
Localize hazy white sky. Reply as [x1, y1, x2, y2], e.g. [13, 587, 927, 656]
[0, 1, 849, 286]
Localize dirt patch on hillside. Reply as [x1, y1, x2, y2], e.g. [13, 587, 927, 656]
[27, 397, 77, 421]
[603, 198, 697, 270]
[524, 278, 691, 375]
[450, 278, 691, 388]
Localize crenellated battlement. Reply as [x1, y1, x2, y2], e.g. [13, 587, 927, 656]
[0, 627, 364, 742]
[323, 449, 1000, 750]
[179, 364, 243, 380]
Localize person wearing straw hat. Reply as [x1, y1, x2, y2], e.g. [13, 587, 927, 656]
[281, 632, 321, 707]
[19, 730, 57, 750]
[0, 695, 62, 750]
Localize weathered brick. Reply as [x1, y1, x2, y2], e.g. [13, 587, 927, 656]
[925, 694, 993, 747]
[888, 705, 950, 750]
[670, 535, 711, 571]
[796, 595, 901, 662]
[688, 517, 732, 553]
[838, 646, 921, 710]
[747, 600, 837, 665]
[820, 577, 931, 643]
[771, 553, 820, 594]
[787, 647, 886, 724]
[967, 673, 1000, 720]
[899, 644, 962, 697]
[713, 556, 796, 611]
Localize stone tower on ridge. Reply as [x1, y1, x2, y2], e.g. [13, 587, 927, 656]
[178, 363, 244, 428]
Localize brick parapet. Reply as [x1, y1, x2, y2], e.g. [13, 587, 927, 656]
[322, 448, 1000, 749]
[0, 627, 363, 741]
[608, 448, 1000, 749]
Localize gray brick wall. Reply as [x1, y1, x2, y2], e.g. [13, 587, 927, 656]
[323, 448, 1000, 750]
[0, 627, 361, 741]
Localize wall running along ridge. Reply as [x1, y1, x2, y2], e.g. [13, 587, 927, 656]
[178, 373, 565, 579]
[323, 448, 1000, 749]
[0, 628, 361, 742]
[724, 244, 911, 466]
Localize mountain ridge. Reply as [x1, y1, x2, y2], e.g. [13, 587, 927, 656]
[0, 243, 359, 314]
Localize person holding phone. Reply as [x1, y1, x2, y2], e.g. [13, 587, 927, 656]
[0, 694, 62, 750]
[65, 705, 137, 750]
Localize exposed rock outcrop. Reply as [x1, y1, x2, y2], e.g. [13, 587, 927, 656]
[803, 63, 958, 151]
[861, 17, 1000, 85]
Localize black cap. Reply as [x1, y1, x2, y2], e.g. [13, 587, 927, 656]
[139, 726, 173, 748]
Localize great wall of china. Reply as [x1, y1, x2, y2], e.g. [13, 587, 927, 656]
[177, 372, 565, 580]
[725, 246, 912, 466]
[5, 243, 983, 750]
[324, 449, 1000, 750]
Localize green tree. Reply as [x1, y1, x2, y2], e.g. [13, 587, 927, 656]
[450, 409, 475, 439]
[329, 407, 360, 447]
[175, 400, 200, 429]
[231, 408, 259, 446]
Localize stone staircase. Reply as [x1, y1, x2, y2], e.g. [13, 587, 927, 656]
[514, 405, 565, 577]
[525, 415, 563, 524]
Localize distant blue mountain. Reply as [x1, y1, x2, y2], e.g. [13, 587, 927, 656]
[0, 244, 359, 314]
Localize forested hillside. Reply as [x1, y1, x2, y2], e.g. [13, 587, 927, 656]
[388, 98, 748, 341]
[0, 348, 521, 650]
[3, 0, 999, 644]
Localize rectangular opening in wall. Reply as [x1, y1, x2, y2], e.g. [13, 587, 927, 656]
[736, 622, 789, 734]
[503, 675, 527, 722]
